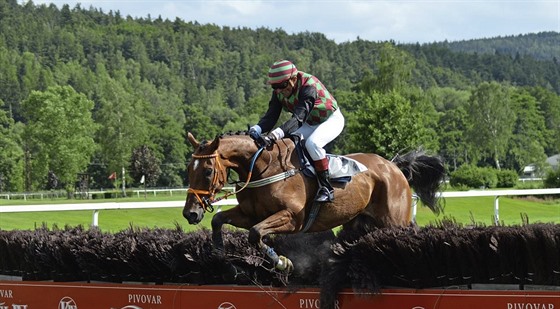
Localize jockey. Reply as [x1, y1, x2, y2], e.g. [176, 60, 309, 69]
[249, 60, 345, 202]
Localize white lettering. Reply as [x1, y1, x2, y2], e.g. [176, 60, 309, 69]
[507, 303, 555, 309]
[299, 298, 320, 308]
[0, 290, 13, 299]
[128, 294, 162, 305]
[298, 298, 340, 309]
[0, 303, 27, 309]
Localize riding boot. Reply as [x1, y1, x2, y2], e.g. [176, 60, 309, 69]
[315, 170, 334, 202]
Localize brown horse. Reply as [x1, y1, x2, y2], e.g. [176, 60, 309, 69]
[183, 132, 444, 272]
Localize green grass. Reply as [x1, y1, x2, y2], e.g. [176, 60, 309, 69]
[415, 196, 560, 226]
[1, 195, 559, 232]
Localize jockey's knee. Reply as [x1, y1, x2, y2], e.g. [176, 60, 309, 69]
[305, 139, 325, 161]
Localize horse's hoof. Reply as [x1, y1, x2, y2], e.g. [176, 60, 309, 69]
[276, 255, 294, 273]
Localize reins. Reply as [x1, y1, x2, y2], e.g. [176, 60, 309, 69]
[187, 146, 265, 212]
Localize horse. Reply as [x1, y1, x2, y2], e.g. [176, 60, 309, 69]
[183, 131, 445, 272]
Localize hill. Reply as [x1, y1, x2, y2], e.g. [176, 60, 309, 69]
[440, 31, 560, 61]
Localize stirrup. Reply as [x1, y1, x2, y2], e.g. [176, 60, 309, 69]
[315, 187, 334, 202]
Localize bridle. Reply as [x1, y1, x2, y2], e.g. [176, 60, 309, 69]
[186, 147, 265, 213]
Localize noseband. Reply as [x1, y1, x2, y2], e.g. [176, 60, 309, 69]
[187, 147, 265, 213]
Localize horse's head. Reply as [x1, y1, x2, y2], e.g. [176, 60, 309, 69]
[183, 132, 227, 224]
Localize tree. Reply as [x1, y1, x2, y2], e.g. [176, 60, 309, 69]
[21, 85, 97, 192]
[346, 90, 430, 159]
[527, 86, 560, 155]
[428, 87, 472, 170]
[465, 82, 515, 169]
[374, 42, 415, 93]
[0, 100, 24, 192]
[504, 88, 547, 172]
[93, 62, 150, 186]
[130, 145, 161, 186]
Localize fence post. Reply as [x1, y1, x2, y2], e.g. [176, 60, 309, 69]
[493, 196, 500, 225]
[411, 194, 419, 223]
[92, 210, 99, 226]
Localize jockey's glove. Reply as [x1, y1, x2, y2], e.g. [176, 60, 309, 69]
[261, 133, 276, 147]
[253, 133, 275, 148]
[248, 125, 262, 141]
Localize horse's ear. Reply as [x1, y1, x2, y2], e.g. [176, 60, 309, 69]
[208, 134, 220, 151]
[187, 132, 200, 149]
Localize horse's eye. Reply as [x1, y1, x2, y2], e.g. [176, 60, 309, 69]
[204, 168, 213, 178]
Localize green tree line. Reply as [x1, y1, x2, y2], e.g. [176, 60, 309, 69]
[0, 0, 559, 193]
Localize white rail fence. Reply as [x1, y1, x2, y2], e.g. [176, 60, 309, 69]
[1, 188, 559, 227]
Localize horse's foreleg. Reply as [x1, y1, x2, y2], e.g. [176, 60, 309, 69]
[211, 206, 254, 251]
[249, 209, 297, 272]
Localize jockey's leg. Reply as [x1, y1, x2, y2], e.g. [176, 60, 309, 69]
[314, 158, 334, 202]
[302, 109, 344, 202]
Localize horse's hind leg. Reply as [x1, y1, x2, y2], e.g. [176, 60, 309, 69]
[249, 209, 297, 272]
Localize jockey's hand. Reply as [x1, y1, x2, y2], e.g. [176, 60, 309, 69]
[263, 133, 276, 147]
[256, 133, 275, 148]
[248, 126, 261, 141]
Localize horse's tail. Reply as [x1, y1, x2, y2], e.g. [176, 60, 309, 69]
[393, 149, 445, 214]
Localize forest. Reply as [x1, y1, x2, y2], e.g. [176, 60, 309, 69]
[0, 0, 559, 193]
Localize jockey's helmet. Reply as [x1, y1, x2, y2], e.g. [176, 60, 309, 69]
[267, 60, 297, 85]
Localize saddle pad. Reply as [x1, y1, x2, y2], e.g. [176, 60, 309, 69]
[327, 154, 368, 178]
[302, 154, 368, 183]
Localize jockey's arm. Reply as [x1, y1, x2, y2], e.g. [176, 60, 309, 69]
[275, 86, 316, 138]
[256, 94, 283, 132]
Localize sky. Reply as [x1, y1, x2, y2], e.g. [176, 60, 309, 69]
[36, 0, 560, 44]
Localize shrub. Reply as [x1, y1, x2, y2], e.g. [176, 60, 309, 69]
[544, 169, 560, 188]
[450, 165, 483, 188]
[479, 167, 498, 189]
[450, 165, 498, 189]
[496, 169, 518, 188]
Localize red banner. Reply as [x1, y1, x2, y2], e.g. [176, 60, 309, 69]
[0, 280, 559, 309]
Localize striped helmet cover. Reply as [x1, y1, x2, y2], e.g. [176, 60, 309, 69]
[267, 60, 298, 84]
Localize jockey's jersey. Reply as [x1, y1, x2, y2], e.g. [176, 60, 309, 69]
[276, 72, 338, 125]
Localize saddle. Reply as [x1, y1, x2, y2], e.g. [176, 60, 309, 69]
[291, 134, 367, 183]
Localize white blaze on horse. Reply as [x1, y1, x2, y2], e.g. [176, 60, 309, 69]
[183, 132, 444, 272]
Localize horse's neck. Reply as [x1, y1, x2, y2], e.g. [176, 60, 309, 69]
[258, 140, 299, 177]
[224, 138, 297, 180]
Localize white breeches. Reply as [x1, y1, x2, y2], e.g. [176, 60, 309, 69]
[295, 108, 345, 161]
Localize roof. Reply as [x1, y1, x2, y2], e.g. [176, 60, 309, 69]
[546, 154, 559, 167]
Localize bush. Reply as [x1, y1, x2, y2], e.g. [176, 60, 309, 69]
[449, 165, 498, 189]
[479, 167, 498, 189]
[544, 169, 560, 188]
[496, 169, 518, 188]
[450, 165, 483, 188]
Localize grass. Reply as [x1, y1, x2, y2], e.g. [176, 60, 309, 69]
[415, 196, 560, 226]
[1, 194, 559, 232]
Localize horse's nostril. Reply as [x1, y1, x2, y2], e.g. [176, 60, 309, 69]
[183, 211, 199, 224]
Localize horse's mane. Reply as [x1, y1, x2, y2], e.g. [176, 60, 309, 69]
[217, 131, 250, 138]
[198, 131, 249, 151]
